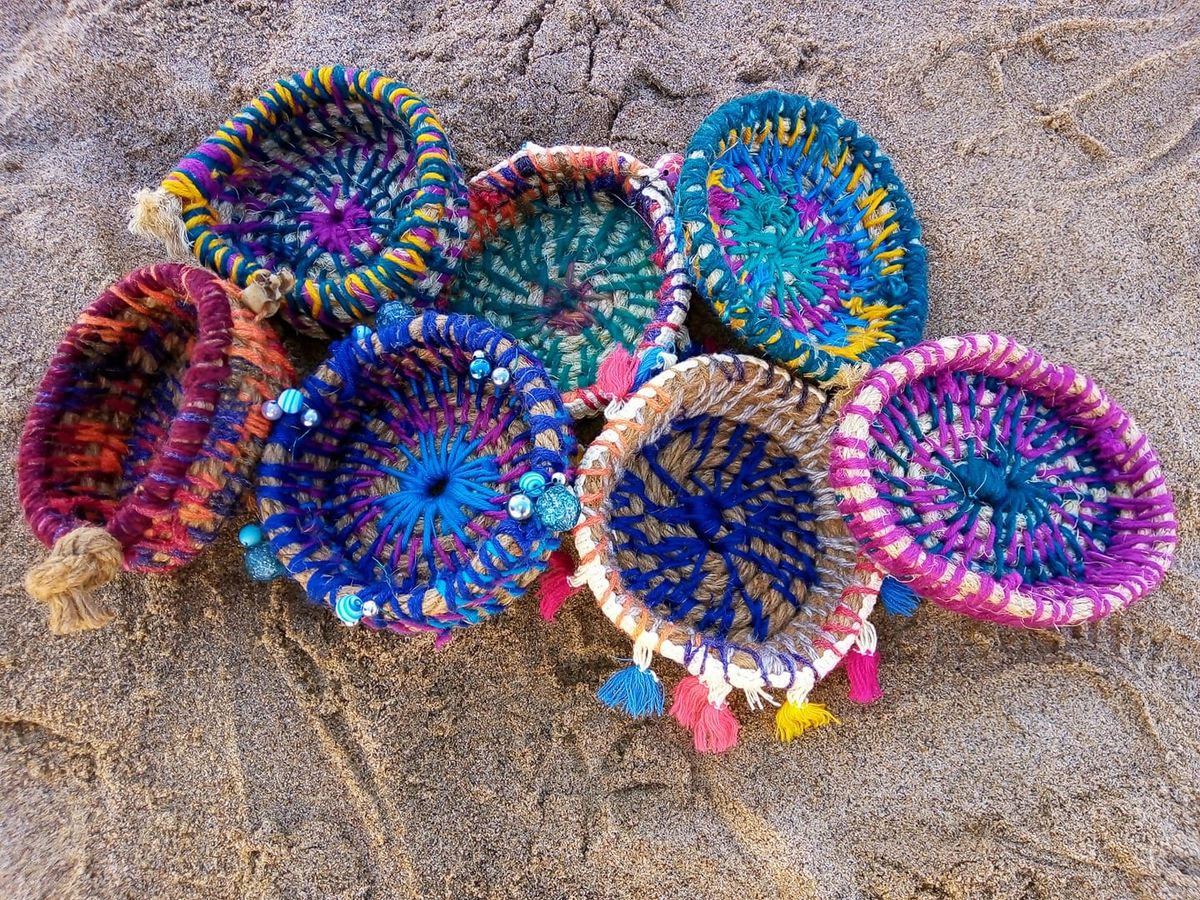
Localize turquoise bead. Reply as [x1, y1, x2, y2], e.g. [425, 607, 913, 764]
[238, 523, 263, 548]
[277, 388, 304, 415]
[244, 542, 287, 582]
[536, 483, 581, 532]
[351, 324, 372, 342]
[335, 593, 365, 626]
[469, 357, 492, 380]
[518, 471, 547, 498]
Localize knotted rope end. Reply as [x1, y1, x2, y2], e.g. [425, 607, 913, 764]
[25, 527, 124, 635]
[241, 269, 295, 320]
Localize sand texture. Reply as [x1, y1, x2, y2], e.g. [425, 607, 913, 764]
[2, 0, 1199, 897]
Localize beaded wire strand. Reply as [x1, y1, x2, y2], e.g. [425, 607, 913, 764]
[18, 264, 294, 633]
[131, 66, 468, 336]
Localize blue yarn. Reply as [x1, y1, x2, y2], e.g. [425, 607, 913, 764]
[880, 576, 920, 617]
[597, 664, 664, 718]
[609, 413, 820, 642]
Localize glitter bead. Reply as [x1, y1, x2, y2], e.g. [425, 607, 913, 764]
[277, 388, 304, 415]
[261, 400, 283, 421]
[301, 407, 321, 428]
[335, 593, 365, 626]
[244, 542, 287, 582]
[518, 471, 547, 498]
[238, 523, 263, 548]
[351, 324, 372, 342]
[536, 483, 581, 532]
[469, 357, 492, 381]
[375, 301, 414, 329]
[490, 366, 511, 388]
[507, 493, 534, 521]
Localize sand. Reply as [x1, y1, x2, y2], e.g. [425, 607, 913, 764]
[1, 0, 1198, 897]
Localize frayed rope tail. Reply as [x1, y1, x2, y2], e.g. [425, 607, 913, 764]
[597, 663, 664, 718]
[25, 527, 123, 635]
[128, 188, 190, 260]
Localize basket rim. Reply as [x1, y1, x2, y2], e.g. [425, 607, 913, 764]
[256, 310, 577, 633]
[160, 65, 467, 333]
[17, 264, 236, 557]
[450, 143, 690, 418]
[676, 90, 928, 383]
[572, 352, 878, 696]
[829, 332, 1178, 627]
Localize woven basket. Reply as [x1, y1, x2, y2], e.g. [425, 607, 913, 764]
[829, 334, 1177, 627]
[676, 91, 928, 384]
[443, 144, 690, 417]
[255, 311, 578, 638]
[132, 66, 467, 336]
[18, 264, 294, 634]
[573, 354, 881, 752]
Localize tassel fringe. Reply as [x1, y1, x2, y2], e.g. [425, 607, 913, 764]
[597, 663, 664, 718]
[845, 647, 883, 704]
[880, 576, 920, 616]
[670, 675, 740, 753]
[775, 698, 838, 742]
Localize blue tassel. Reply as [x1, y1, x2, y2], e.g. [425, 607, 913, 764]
[597, 664, 664, 718]
[880, 576, 920, 617]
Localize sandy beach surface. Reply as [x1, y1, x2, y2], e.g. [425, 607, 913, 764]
[2, 0, 1198, 897]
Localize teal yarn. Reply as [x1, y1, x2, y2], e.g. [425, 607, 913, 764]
[443, 144, 690, 417]
[597, 664, 664, 718]
[676, 91, 928, 383]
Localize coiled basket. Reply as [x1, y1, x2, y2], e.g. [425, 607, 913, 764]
[829, 334, 1177, 627]
[256, 311, 579, 638]
[443, 144, 690, 416]
[18, 264, 294, 634]
[572, 354, 881, 752]
[676, 91, 928, 384]
[132, 66, 468, 335]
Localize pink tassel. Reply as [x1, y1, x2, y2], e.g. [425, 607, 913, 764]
[538, 549, 576, 621]
[594, 345, 638, 403]
[670, 675, 740, 753]
[845, 647, 883, 704]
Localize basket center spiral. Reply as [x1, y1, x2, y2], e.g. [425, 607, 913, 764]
[450, 191, 663, 391]
[607, 412, 851, 645]
[309, 352, 529, 592]
[211, 103, 420, 284]
[871, 372, 1124, 585]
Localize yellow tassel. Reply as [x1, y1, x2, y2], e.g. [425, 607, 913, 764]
[775, 700, 838, 743]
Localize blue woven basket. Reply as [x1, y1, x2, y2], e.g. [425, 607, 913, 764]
[254, 310, 578, 637]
